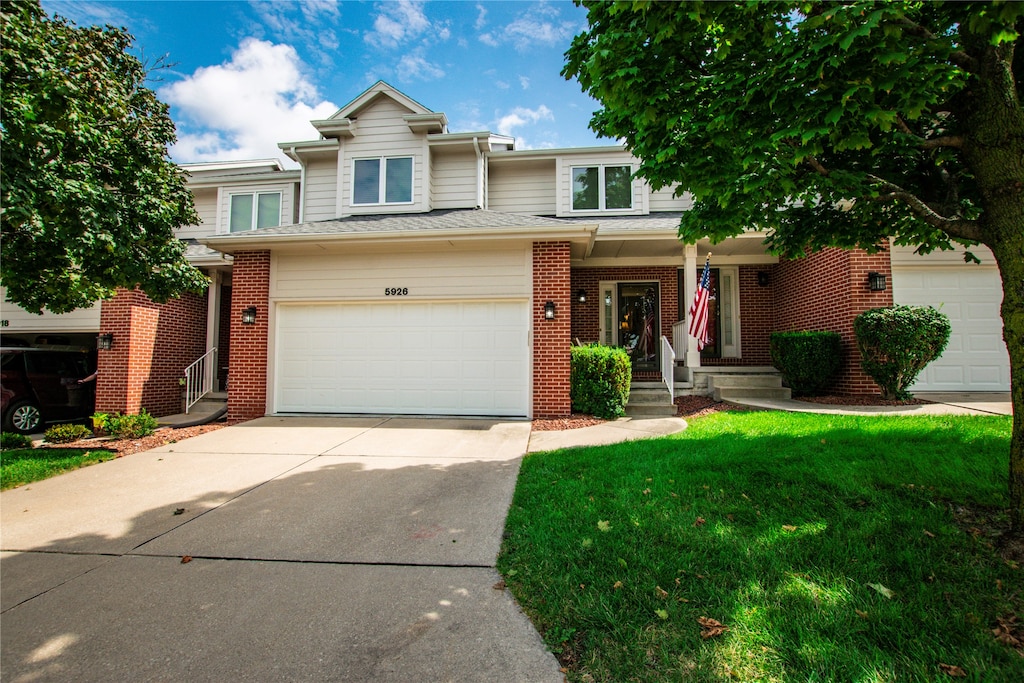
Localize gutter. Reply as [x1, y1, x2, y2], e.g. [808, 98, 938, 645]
[472, 136, 484, 209]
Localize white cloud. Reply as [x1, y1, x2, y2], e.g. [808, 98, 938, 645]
[519, 76, 530, 90]
[365, 0, 430, 48]
[160, 39, 337, 164]
[478, 32, 499, 47]
[495, 105, 554, 138]
[397, 51, 445, 82]
[479, 3, 579, 51]
[250, 1, 342, 58]
[474, 3, 487, 30]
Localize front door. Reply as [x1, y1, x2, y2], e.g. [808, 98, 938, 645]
[617, 282, 659, 371]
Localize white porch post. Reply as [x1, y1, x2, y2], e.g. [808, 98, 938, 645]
[205, 270, 221, 389]
[683, 244, 702, 368]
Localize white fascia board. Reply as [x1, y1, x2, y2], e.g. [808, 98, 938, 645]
[488, 144, 627, 161]
[186, 170, 301, 190]
[201, 223, 598, 254]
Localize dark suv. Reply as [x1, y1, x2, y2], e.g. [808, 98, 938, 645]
[1, 348, 96, 434]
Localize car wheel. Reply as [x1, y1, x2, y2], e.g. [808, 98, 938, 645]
[4, 401, 42, 434]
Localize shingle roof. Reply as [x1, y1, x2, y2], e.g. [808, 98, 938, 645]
[556, 212, 684, 234]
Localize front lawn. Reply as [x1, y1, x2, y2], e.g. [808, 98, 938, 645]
[1, 448, 117, 490]
[499, 411, 1021, 682]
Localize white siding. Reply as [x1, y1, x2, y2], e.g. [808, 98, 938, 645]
[303, 158, 338, 222]
[0, 287, 100, 332]
[488, 160, 556, 214]
[431, 150, 478, 209]
[649, 185, 692, 213]
[175, 188, 219, 240]
[342, 97, 427, 214]
[271, 247, 531, 302]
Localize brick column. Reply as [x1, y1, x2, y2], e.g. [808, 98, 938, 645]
[533, 242, 572, 417]
[227, 251, 271, 423]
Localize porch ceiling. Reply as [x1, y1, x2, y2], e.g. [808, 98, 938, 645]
[582, 231, 777, 265]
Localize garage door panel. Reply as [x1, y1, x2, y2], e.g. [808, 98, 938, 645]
[276, 301, 529, 416]
[893, 266, 1008, 391]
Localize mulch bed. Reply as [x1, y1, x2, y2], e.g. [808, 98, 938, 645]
[38, 423, 226, 457]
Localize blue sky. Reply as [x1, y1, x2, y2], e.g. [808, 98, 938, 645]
[40, 0, 605, 167]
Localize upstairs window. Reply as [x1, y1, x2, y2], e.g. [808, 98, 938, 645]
[230, 192, 281, 232]
[572, 165, 632, 211]
[353, 156, 413, 205]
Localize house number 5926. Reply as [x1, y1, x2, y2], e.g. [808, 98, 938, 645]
[385, 287, 409, 296]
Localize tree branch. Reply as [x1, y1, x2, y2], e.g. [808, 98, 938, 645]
[866, 174, 982, 241]
[892, 16, 977, 72]
[920, 136, 964, 150]
[805, 155, 830, 176]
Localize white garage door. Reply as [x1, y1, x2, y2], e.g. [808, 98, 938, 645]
[892, 266, 1009, 391]
[275, 301, 529, 416]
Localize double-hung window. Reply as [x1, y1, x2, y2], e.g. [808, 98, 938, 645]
[353, 156, 413, 205]
[571, 165, 633, 211]
[229, 192, 281, 232]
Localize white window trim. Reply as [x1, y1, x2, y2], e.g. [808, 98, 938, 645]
[718, 266, 740, 358]
[351, 155, 415, 207]
[570, 164, 634, 212]
[227, 190, 282, 233]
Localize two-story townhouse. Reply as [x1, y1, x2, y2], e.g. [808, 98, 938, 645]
[1, 81, 1009, 427]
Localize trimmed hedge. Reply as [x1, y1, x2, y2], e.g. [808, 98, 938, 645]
[571, 345, 631, 419]
[769, 331, 842, 396]
[44, 423, 92, 444]
[854, 305, 951, 400]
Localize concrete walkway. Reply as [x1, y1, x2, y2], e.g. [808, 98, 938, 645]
[728, 391, 1013, 417]
[0, 417, 562, 682]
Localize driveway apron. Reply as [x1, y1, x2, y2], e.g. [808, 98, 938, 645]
[1, 416, 561, 682]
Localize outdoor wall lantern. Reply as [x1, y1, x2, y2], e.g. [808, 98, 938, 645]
[757, 271, 771, 287]
[241, 306, 258, 325]
[576, 288, 587, 303]
[97, 333, 114, 350]
[544, 301, 557, 320]
[867, 272, 887, 292]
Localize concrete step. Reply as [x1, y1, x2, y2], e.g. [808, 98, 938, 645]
[628, 389, 673, 405]
[625, 403, 678, 417]
[714, 386, 792, 401]
[708, 374, 784, 389]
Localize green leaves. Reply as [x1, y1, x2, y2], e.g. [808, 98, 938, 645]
[0, 0, 207, 314]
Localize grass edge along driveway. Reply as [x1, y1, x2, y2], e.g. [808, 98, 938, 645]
[499, 411, 1022, 682]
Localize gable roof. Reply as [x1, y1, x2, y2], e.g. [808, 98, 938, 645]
[311, 81, 447, 138]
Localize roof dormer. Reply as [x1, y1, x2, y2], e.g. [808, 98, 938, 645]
[311, 81, 447, 139]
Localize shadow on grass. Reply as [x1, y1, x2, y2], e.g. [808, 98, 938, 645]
[499, 412, 1021, 682]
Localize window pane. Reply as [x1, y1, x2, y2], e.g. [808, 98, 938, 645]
[256, 193, 281, 229]
[572, 167, 599, 210]
[230, 194, 253, 232]
[353, 159, 380, 204]
[385, 157, 413, 203]
[604, 166, 632, 209]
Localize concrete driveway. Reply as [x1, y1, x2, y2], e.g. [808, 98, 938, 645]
[1, 417, 562, 682]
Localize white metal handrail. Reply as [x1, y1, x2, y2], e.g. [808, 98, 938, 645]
[184, 347, 217, 414]
[660, 335, 675, 398]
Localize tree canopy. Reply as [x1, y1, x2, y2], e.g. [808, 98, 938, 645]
[565, 0, 1023, 528]
[1, 0, 207, 314]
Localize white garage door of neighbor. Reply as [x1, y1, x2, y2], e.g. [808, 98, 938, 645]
[275, 301, 529, 416]
[892, 266, 1009, 391]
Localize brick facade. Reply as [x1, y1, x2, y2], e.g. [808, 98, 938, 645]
[772, 246, 893, 394]
[96, 288, 207, 416]
[570, 266, 678, 345]
[227, 251, 271, 423]
[533, 242, 572, 417]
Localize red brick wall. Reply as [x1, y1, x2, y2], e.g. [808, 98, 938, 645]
[772, 246, 893, 394]
[96, 288, 207, 416]
[571, 266, 678, 346]
[533, 242, 572, 417]
[707, 266, 774, 365]
[227, 251, 271, 423]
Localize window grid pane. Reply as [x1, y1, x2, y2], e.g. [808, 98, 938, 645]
[353, 159, 381, 204]
[604, 166, 632, 209]
[385, 157, 413, 203]
[230, 194, 254, 232]
[256, 193, 281, 229]
[572, 167, 599, 210]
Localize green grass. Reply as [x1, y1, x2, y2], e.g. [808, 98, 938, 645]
[1, 447, 117, 490]
[499, 411, 1022, 682]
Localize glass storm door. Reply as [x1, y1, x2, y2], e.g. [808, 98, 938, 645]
[617, 282, 659, 371]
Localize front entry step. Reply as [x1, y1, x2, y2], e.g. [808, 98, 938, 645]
[625, 382, 677, 417]
[708, 373, 792, 401]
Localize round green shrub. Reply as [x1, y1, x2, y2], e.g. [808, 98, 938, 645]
[854, 305, 951, 400]
[44, 423, 93, 444]
[769, 331, 843, 396]
[571, 345, 631, 419]
[107, 410, 159, 439]
[1, 431, 34, 450]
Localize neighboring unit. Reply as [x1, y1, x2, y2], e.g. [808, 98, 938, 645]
[0, 82, 1008, 423]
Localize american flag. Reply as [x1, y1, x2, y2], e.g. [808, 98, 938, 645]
[688, 256, 711, 351]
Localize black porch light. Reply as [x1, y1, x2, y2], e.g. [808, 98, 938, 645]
[544, 301, 557, 320]
[867, 272, 887, 292]
[97, 333, 114, 350]
[757, 271, 770, 287]
[241, 306, 258, 325]
[576, 288, 587, 303]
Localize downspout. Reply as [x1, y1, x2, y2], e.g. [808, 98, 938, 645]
[472, 136, 484, 209]
[291, 145, 305, 223]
